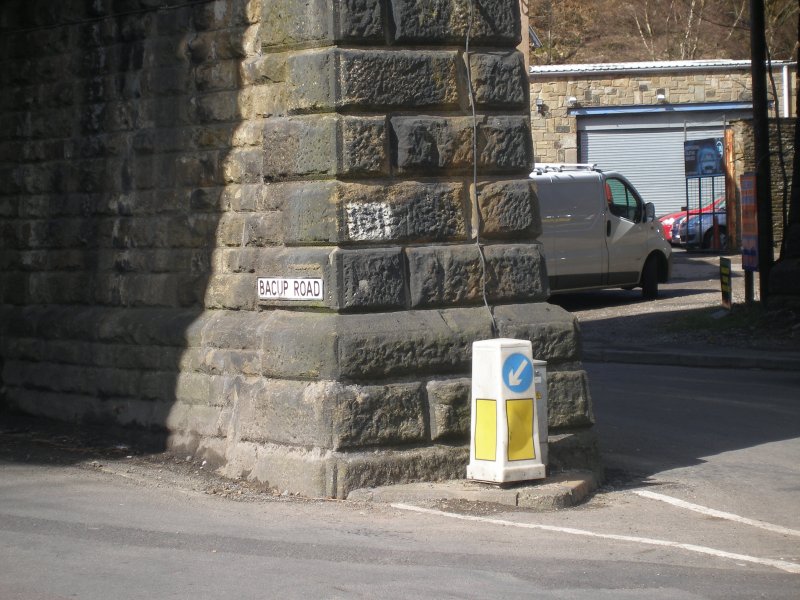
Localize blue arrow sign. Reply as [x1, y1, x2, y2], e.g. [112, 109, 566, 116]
[503, 353, 533, 393]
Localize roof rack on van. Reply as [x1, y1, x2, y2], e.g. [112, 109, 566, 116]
[530, 163, 599, 174]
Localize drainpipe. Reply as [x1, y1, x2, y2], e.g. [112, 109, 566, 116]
[782, 64, 791, 118]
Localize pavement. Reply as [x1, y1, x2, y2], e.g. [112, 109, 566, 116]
[347, 471, 599, 511]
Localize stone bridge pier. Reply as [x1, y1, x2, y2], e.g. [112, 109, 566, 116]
[0, 0, 598, 497]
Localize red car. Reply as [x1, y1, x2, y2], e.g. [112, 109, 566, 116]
[659, 196, 725, 244]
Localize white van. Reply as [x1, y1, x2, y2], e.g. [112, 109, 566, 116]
[530, 164, 672, 299]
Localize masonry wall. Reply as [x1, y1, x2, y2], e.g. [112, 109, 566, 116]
[0, 1, 261, 433]
[0, 0, 598, 497]
[730, 118, 796, 253]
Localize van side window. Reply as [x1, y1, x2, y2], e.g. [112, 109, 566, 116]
[606, 178, 643, 222]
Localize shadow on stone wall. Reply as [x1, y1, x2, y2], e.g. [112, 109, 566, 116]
[0, 1, 255, 462]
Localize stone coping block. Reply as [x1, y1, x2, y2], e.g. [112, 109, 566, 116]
[261, 302, 579, 380]
[261, 0, 520, 49]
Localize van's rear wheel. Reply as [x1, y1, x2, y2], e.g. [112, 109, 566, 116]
[641, 257, 658, 299]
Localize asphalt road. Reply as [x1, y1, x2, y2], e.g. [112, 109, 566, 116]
[2, 359, 799, 599]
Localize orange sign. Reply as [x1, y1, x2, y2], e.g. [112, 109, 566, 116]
[740, 173, 758, 272]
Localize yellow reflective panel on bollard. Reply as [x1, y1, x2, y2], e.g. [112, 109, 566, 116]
[507, 399, 535, 461]
[474, 399, 497, 461]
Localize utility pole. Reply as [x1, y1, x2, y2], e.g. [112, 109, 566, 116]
[749, 0, 774, 303]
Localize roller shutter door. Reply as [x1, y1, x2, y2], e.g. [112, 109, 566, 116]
[578, 109, 749, 215]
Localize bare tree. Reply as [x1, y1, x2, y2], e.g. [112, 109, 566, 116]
[529, 0, 597, 64]
[629, 0, 658, 59]
[626, 0, 708, 60]
[530, 0, 796, 64]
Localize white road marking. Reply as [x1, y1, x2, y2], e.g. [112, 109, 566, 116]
[633, 489, 800, 537]
[391, 503, 800, 575]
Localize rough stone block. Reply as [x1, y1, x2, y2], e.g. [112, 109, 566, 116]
[204, 274, 259, 310]
[406, 245, 483, 307]
[339, 181, 468, 243]
[483, 243, 549, 303]
[468, 51, 528, 108]
[548, 369, 594, 429]
[235, 379, 330, 447]
[199, 309, 267, 350]
[282, 50, 336, 112]
[480, 116, 534, 171]
[139, 65, 191, 97]
[214, 213, 248, 246]
[335, 308, 492, 380]
[426, 378, 470, 440]
[96, 366, 144, 399]
[224, 148, 264, 185]
[165, 402, 227, 438]
[221, 183, 265, 212]
[331, 382, 427, 448]
[241, 54, 287, 86]
[263, 115, 338, 180]
[407, 243, 548, 307]
[335, 445, 470, 498]
[476, 179, 540, 238]
[389, 0, 521, 45]
[336, 0, 384, 40]
[211, 439, 335, 497]
[340, 117, 388, 175]
[260, 308, 493, 381]
[140, 370, 180, 402]
[243, 246, 335, 308]
[337, 49, 459, 108]
[392, 116, 471, 172]
[279, 180, 467, 245]
[0, 273, 25, 304]
[263, 115, 388, 180]
[392, 115, 532, 174]
[333, 248, 407, 310]
[91, 307, 201, 348]
[494, 303, 581, 364]
[279, 181, 340, 244]
[261, 0, 383, 48]
[260, 311, 339, 380]
[28, 272, 93, 304]
[4, 388, 101, 426]
[548, 430, 603, 480]
[242, 212, 282, 247]
[174, 372, 212, 406]
[192, 91, 241, 123]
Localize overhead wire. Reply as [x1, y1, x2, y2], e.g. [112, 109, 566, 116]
[465, 0, 499, 338]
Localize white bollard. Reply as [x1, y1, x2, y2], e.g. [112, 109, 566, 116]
[467, 339, 547, 484]
[532, 359, 549, 466]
